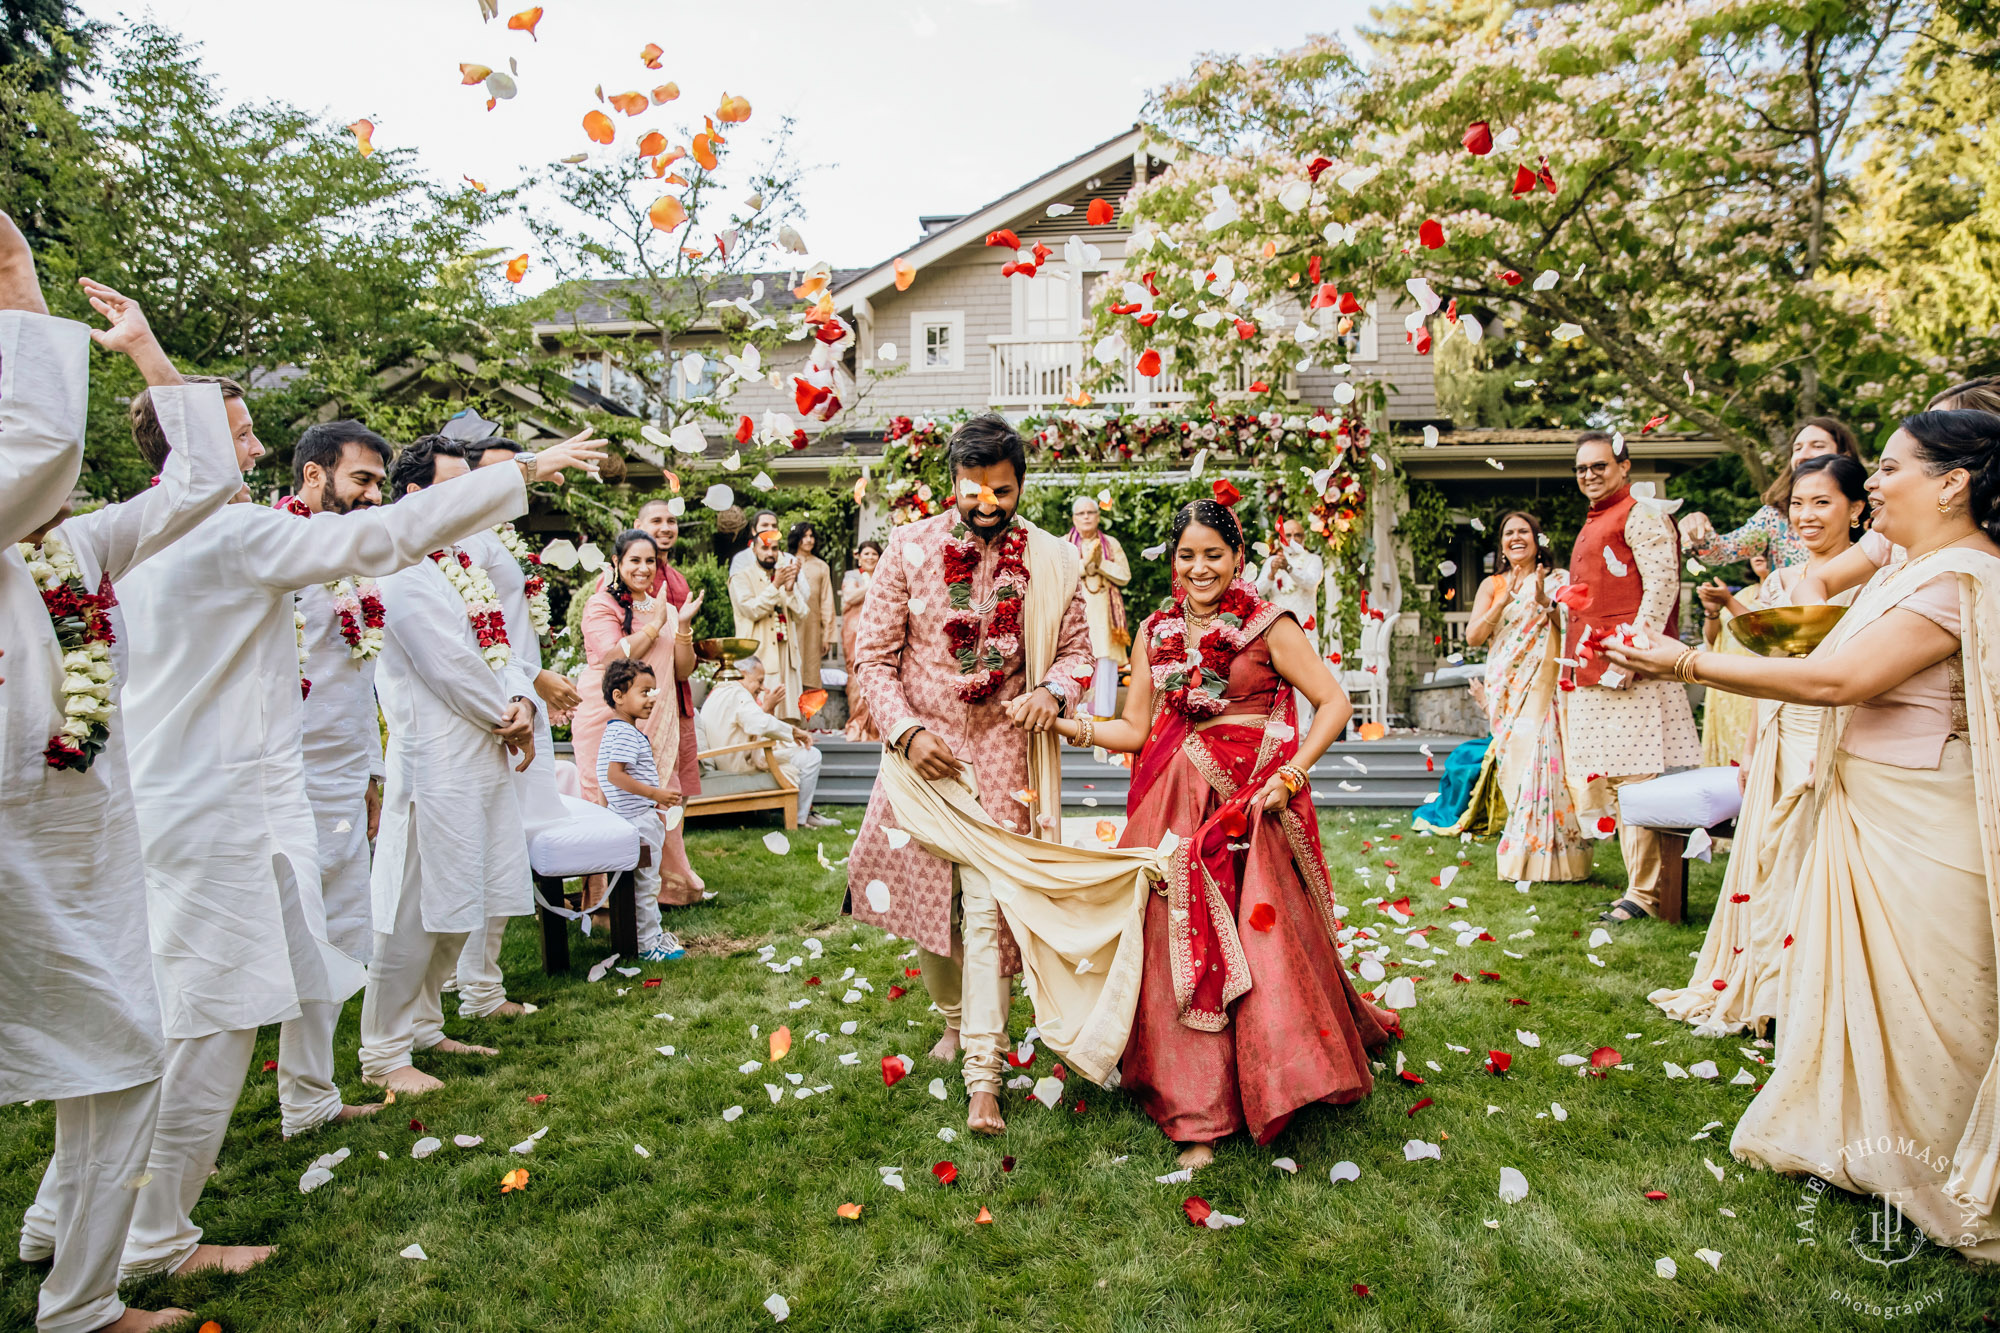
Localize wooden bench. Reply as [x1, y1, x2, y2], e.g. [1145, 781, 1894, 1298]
[1649, 818, 1735, 926]
[685, 739, 799, 827]
[534, 865, 639, 973]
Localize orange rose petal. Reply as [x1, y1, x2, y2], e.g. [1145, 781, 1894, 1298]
[504, 253, 529, 283]
[770, 1026, 792, 1061]
[800, 688, 829, 720]
[852, 477, 869, 504]
[347, 118, 375, 158]
[716, 93, 752, 123]
[1262, 239, 1278, 259]
[506, 6, 542, 40]
[199, 1324, 222, 1333]
[893, 257, 916, 291]
[691, 133, 718, 170]
[975, 1207, 994, 1224]
[462, 175, 489, 193]
[637, 130, 667, 157]
[1095, 819, 1116, 844]
[662, 172, 689, 187]
[582, 109, 615, 144]
[1011, 788, 1038, 805]
[608, 91, 648, 117]
[640, 42, 664, 69]
[836, 1202, 863, 1220]
[647, 195, 687, 231]
[500, 1167, 529, 1192]
[651, 82, 680, 104]
[459, 62, 493, 85]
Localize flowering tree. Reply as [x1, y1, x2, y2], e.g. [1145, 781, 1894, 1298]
[1092, 0, 1969, 487]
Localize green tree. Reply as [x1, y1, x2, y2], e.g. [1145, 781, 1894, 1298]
[1102, 0, 1963, 488]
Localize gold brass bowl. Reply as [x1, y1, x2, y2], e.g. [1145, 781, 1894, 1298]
[1727, 605, 1848, 658]
[694, 637, 761, 681]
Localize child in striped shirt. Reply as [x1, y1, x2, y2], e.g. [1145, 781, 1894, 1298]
[596, 658, 684, 962]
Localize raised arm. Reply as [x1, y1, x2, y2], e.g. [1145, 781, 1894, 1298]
[248, 460, 527, 590]
[852, 529, 918, 742]
[375, 566, 512, 729]
[0, 311, 88, 545]
[1686, 505, 1779, 566]
[60, 384, 237, 582]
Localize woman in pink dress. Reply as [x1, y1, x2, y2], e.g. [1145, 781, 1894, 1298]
[572, 529, 707, 905]
[1051, 499, 1397, 1168]
[840, 539, 882, 741]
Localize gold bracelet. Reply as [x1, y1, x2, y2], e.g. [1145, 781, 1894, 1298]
[675, 631, 694, 643]
[1277, 763, 1307, 793]
[1077, 718, 1095, 749]
[1682, 649, 1704, 685]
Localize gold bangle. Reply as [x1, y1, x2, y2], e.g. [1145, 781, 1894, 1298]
[1682, 649, 1704, 685]
[1077, 718, 1095, 749]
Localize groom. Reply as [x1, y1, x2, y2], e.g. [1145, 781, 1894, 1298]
[847, 414, 1095, 1134]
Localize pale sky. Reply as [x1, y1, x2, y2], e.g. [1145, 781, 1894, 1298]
[77, 0, 1371, 279]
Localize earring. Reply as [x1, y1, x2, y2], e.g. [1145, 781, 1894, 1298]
[1940, 495, 1955, 515]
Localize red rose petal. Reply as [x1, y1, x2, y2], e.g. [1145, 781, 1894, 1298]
[643, 978, 662, 988]
[1407, 1096, 1433, 1116]
[528, 1093, 548, 1104]
[932, 1161, 958, 1185]
[1353, 1283, 1372, 1298]
[1712, 979, 1728, 991]
[888, 985, 908, 999]
[1248, 902, 1277, 932]
[1485, 1050, 1513, 1074]
[1644, 1190, 1668, 1201]
[882, 1056, 909, 1087]
[1001, 1156, 1016, 1172]
[263, 1060, 278, 1072]
[1182, 1196, 1213, 1227]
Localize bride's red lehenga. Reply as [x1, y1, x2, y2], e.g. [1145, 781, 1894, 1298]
[1117, 598, 1398, 1146]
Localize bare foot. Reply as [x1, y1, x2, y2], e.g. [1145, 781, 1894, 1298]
[429, 1038, 498, 1056]
[1177, 1143, 1215, 1171]
[282, 1102, 383, 1140]
[94, 1306, 193, 1332]
[175, 1243, 272, 1275]
[365, 1066, 444, 1097]
[928, 1027, 961, 1062]
[485, 1001, 527, 1018]
[967, 1091, 1005, 1136]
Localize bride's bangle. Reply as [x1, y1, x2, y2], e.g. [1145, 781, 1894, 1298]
[1075, 717, 1095, 749]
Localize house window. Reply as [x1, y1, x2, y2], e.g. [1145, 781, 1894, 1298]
[911, 311, 964, 373]
[1020, 271, 1076, 339]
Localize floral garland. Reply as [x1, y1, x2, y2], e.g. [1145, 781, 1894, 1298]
[1147, 577, 1262, 718]
[430, 545, 511, 670]
[274, 498, 386, 662]
[16, 532, 118, 771]
[293, 601, 312, 699]
[942, 518, 1030, 704]
[493, 522, 553, 640]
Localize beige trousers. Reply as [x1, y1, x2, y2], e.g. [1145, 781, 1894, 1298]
[123, 1028, 258, 1278]
[359, 828, 468, 1080]
[1607, 772, 1666, 913]
[916, 866, 1009, 1096]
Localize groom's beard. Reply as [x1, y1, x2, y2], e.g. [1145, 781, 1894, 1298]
[964, 507, 1014, 542]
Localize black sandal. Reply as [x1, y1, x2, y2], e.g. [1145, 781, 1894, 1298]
[1599, 898, 1650, 923]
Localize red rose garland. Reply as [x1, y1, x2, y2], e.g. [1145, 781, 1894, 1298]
[1147, 577, 1261, 718]
[16, 532, 119, 771]
[274, 496, 386, 660]
[941, 519, 1030, 703]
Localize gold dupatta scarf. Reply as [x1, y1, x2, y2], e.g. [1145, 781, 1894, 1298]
[1019, 519, 1082, 831]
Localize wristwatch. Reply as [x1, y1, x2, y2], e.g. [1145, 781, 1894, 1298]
[514, 451, 539, 479]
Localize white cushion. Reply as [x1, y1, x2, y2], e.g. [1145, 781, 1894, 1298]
[1616, 767, 1744, 831]
[528, 794, 642, 877]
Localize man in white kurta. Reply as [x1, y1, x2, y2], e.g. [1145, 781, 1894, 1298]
[117, 435, 591, 1277]
[1255, 515, 1325, 730]
[698, 656, 831, 825]
[360, 438, 539, 1094]
[3, 270, 235, 1332]
[450, 437, 577, 1021]
[730, 535, 809, 720]
[272, 421, 395, 1138]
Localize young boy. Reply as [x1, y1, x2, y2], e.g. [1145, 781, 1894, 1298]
[596, 658, 685, 962]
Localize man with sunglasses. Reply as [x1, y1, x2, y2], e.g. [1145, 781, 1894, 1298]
[1562, 431, 1700, 923]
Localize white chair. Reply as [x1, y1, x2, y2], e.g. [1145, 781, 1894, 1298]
[1340, 614, 1394, 730]
[532, 762, 643, 972]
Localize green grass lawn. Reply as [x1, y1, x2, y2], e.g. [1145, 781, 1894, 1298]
[4, 809, 1995, 1332]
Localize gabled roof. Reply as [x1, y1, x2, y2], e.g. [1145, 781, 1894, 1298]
[832, 125, 1156, 312]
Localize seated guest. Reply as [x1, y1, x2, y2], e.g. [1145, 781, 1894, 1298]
[1605, 407, 2000, 1260]
[594, 658, 686, 961]
[699, 656, 836, 828]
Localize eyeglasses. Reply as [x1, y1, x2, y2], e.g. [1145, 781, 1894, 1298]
[1573, 462, 1614, 478]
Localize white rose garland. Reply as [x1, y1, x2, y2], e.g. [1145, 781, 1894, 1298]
[430, 545, 511, 670]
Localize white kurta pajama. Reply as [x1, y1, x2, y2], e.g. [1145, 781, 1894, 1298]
[699, 679, 824, 819]
[1256, 542, 1324, 730]
[115, 460, 530, 1276]
[361, 540, 534, 1079]
[731, 559, 810, 720]
[2, 315, 236, 1333]
[273, 573, 387, 1137]
[451, 525, 563, 1019]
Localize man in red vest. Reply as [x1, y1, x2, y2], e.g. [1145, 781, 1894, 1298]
[1561, 432, 1701, 921]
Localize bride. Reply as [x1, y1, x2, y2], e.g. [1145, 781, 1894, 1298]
[1050, 498, 1396, 1168]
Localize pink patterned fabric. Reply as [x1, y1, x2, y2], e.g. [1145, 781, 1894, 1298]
[845, 512, 1095, 966]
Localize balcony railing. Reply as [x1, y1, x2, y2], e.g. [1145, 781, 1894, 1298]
[988, 336, 1248, 412]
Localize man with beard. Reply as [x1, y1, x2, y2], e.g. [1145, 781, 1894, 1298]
[730, 517, 809, 720]
[271, 421, 395, 1139]
[846, 414, 1095, 1135]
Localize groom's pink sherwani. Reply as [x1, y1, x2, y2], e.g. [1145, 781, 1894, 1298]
[846, 512, 1095, 969]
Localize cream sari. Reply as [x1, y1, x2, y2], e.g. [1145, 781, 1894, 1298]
[1730, 548, 2000, 1257]
[1651, 566, 1852, 1034]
